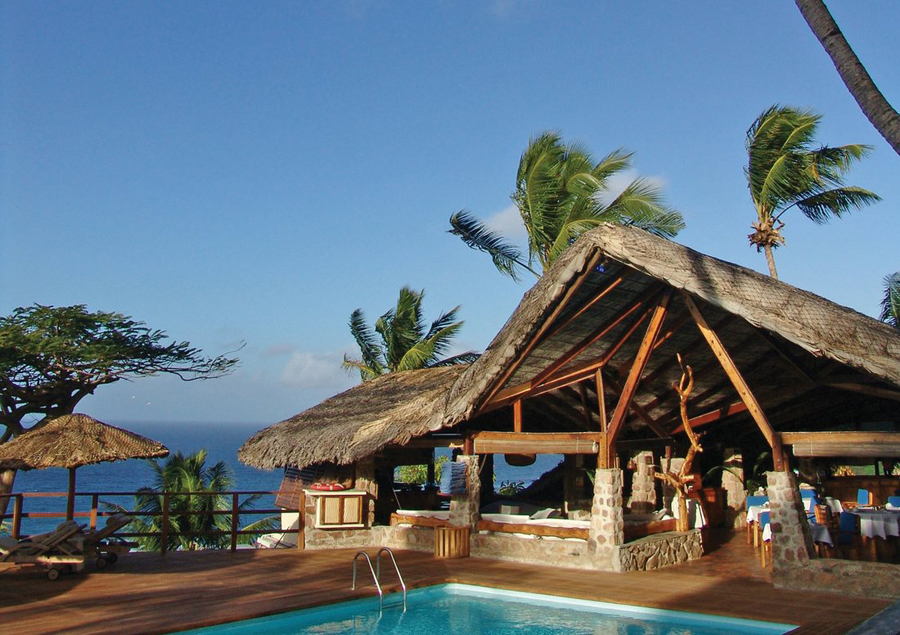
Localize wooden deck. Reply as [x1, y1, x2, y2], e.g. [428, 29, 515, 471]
[0, 530, 889, 634]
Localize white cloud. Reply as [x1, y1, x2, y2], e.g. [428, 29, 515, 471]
[278, 350, 355, 390]
[485, 204, 527, 241]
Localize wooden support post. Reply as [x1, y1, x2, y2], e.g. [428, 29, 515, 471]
[513, 399, 523, 433]
[161, 492, 170, 555]
[680, 291, 786, 471]
[12, 494, 22, 539]
[606, 290, 672, 462]
[463, 435, 474, 455]
[66, 467, 77, 521]
[298, 490, 305, 550]
[231, 492, 239, 552]
[90, 494, 99, 531]
[596, 369, 609, 468]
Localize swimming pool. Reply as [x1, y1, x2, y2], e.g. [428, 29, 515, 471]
[179, 584, 796, 634]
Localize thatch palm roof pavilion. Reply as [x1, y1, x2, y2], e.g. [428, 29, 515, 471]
[242, 224, 900, 474]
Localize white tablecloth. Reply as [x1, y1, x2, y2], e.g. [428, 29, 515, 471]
[852, 510, 900, 540]
[761, 522, 832, 546]
[747, 504, 768, 524]
[672, 498, 706, 529]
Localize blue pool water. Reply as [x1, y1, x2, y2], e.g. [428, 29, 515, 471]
[178, 584, 796, 634]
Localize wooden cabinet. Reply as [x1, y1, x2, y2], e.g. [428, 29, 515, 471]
[306, 490, 366, 529]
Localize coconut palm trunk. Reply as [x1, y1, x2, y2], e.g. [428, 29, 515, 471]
[795, 0, 900, 157]
[763, 244, 779, 280]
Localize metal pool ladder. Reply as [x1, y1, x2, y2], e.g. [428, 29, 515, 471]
[352, 548, 407, 612]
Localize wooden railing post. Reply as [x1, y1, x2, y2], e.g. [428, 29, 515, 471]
[230, 493, 239, 552]
[298, 490, 305, 550]
[90, 494, 99, 531]
[161, 492, 170, 556]
[12, 494, 22, 539]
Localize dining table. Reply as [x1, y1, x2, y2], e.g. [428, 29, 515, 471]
[851, 509, 900, 540]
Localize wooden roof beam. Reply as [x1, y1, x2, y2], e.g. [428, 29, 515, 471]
[680, 291, 786, 471]
[485, 293, 659, 410]
[605, 289, 673, 460]
[477, 252, 606, 410]
[528, 283, 664, 389]
[602, 370, 671, 439]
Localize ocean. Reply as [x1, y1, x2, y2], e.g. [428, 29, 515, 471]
[8, 421, 560, 536]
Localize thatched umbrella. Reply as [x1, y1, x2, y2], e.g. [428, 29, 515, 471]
[0, 413, 169, 520]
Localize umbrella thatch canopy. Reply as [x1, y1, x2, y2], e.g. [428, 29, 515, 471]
[239, 365, 467, 470]
[0, 413, 169, 519]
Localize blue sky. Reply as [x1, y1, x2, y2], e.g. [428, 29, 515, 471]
[2, 1, 897, 428]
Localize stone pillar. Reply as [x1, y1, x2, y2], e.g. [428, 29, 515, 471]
[589, 468, 624, 570]
[627, 451, 657, 514]
[355, 457, 377, 527]
[721, 448, 745, 529]
[449, 455, 481, 528]
[766, 471, 815, 571]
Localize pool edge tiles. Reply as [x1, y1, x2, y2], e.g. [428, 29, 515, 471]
[175, 583, 798, 634]
[442, 584, 798, 634]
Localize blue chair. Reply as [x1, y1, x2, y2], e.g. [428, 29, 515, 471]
[856, 488, 872, 508]
[745, 495, 768, 545]
[837, 511, 862, 559]
[757, 511, 772, 567]
[887, 496, 900, 509]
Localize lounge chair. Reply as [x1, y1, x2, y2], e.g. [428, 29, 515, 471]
[0, 521, 86, 580]
[79, 513, 136, 568]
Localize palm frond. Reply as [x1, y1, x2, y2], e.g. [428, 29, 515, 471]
[448, 210, 534, 280]
[795, 186, 881, 223]
[347, 309, 384, 376]
[428, 351, 480, 366]
[880, 273, 900, 328]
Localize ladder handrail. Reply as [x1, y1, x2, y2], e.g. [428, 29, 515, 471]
[375, 547, 407, 611]
[351, 551, 383, 610]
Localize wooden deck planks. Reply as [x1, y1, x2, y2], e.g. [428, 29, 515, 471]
[0, 531, 889, 635]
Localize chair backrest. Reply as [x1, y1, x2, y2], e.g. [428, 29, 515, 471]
[88, 514, 131, 542]
[813, 504, 831, 526]
[758, 511, 771, 528]
[838, 511, 859, 533]
[887, 496, 900, 509]
[746, 495, 768, 509]
[857, 488, 872, 507]
[799, 490, 816, 499]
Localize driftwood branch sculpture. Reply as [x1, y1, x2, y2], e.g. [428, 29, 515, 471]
[655, 354, 704, 531]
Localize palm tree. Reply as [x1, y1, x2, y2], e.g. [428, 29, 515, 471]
[746, 105, 880, 279]
[114, 450, 272, 551]
[881, 272, 900, 329]
[342, 286, 478, 381]
[795, 0, 900, 157]
[449, 132, 684, 280]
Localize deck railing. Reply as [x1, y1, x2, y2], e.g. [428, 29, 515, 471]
[0, 490, 302, 555]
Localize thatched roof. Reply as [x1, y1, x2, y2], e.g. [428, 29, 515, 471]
[444, 223, 900, 427]
[238, 365, 468, 470]
[241, 224, 900, 470]
[0, 414, 169, 470]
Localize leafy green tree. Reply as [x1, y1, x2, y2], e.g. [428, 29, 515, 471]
[114, 450, 273, 551]
[0, 304, 239, 515]
[449, 132, 684, 280]
[746, 105, 880, 279]
[342, 287, 478, 381]
[881, 273, 900, 329]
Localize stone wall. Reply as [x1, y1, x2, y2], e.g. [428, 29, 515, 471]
[301, 493, 377, 550]
[765, 471, 814, 571]
[774, 559, 900, 600]
[627, 451, 657, 514]
[471, 533, 592, 568]
[617, 530, 703, 571]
